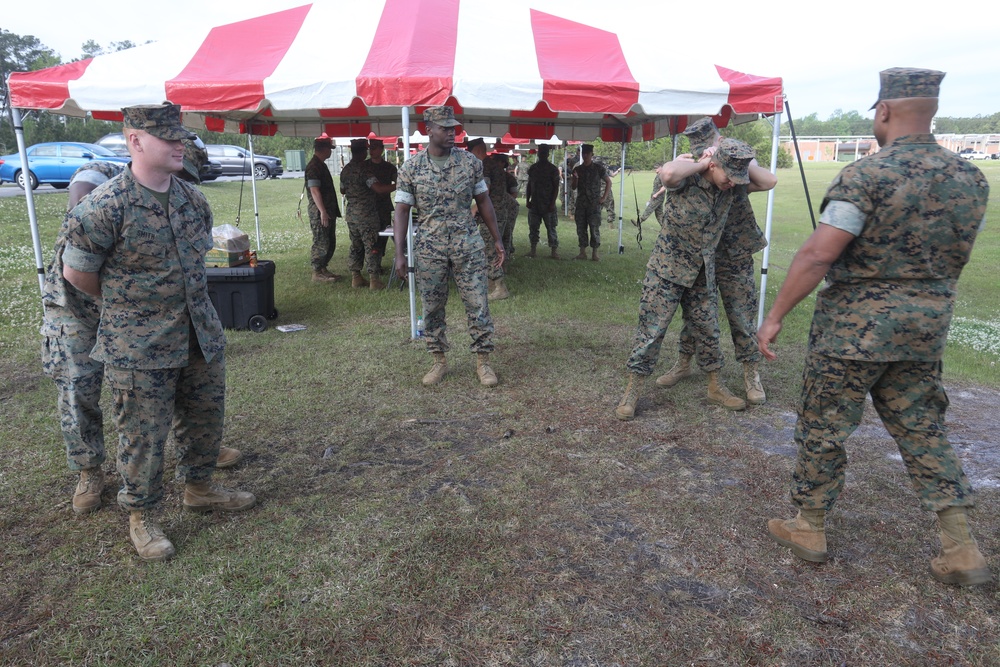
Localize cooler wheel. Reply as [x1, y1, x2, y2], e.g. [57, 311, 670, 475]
[248, 315, 268, 333]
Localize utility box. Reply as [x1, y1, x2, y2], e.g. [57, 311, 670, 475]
[207, 260, 277, 332]
[284, 149, 306, 171]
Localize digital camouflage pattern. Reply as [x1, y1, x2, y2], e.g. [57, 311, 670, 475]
[305, 153, 341, 271]
[475, 154, 510, 281]
[792, 353, 972, 512]
[677, 189, 767, 364]
[870, 67, 944, 109]
[526, 156, 561, 249]
[62, 166, 224, 369]
[573, 160, 609, 248]
[601, 177, 616, 226]
[340, 158, 381, 274]
[396, 148, 495, 354]
[683, 117, 718, 157]
[67, 161, 125, 203]
[367, 155, 398, 262]
[791, 130, 988, 513]
[625, 170, 740, 375]
[638, 174, 666, 226]
[121, 103, 194, 141]
[61, 164, 226, 511]
[812, 135, 988, 362]
[502, 167, 519, 261]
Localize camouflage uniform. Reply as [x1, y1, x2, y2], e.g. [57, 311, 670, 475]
[367, 156, 398, 263]
[792, 133, 989, 513]
[395, 148, 495, 354]
[62, 165, 226, 511]
[502, 167, 519, 261]
[625, 173, 736, 375]
[476, 154, 510, 281]
[40, 161, 125, 472]
[340, 157, 382, 275]
[600, 171, 616, 226]
[562, 158, 577, 217]
[638, 174, 666, 226]
[572, 160, 609, 249]
[526, 156, 561, 249]
[305, 153, 341, 272]
[677, 190, 767, 365]
[515, 157, 530, 197]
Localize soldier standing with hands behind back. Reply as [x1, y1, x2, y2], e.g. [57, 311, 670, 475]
[305, 134, 342, 283]
[759, 68, 991, 586]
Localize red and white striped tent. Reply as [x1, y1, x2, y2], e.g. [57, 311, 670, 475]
[9, 0, 784, 329]
[9, 0, 782, 140]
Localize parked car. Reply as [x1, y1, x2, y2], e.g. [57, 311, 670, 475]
[0, 142, 130, 190]
[958, 148, 990, 160]
[97, 132, 223, 182]
[205, 144, 283, 179]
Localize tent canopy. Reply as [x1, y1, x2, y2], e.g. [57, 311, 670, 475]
[9, 0, 782, 141]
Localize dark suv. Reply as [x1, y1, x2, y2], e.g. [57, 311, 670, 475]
[205, 144, 283, 179]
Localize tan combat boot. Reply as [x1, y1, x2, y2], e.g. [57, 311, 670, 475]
[477, 353, 499, 387]
[930, 507, 991, 586]
[550, 247, 560, 260]
[488, 278, 510, 301]
[422, 352, 448, 386]
[707, 371, 746, 411]
[369, 273, 385, 290]
[744, 361, 766, 405]
[72, 467, 104, 514]
[656, 354, 694, 387]
[351, 271, 366, 288]
[318, 268, 341, 281]
[183, 481, 256, 513]
[615, 373, 646, 420]
[591, 248, 600, 262]
[215, 446, 243, 469]
[574, 247, 588, 260]
[527, 244, 537, 258]
[312, 270, 336, 283]
[129, 511, 176, 562]
[767, 509, 828, 563]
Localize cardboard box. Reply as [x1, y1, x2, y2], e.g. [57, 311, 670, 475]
[205, 248, 252, 267]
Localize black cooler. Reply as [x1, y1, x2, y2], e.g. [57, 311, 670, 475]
[206, 260, 277, 332]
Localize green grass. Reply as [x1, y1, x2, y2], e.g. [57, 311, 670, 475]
[0, 162, 997, 666]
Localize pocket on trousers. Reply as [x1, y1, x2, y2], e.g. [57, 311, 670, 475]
[801, 354, 847, 426]
[105, 366, 135, 392]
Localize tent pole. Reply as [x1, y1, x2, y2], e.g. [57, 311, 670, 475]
[10, 105, 46, 295]
[401, 107, 418, 339]
[757, 108, 783, 328]
[617, 141, 626, 254]
[246, 132, 263, 252]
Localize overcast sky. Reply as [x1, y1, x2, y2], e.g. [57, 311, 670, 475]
[6, 0, 999, 121]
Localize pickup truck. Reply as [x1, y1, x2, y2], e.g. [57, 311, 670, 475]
[958, 149, 990, 160]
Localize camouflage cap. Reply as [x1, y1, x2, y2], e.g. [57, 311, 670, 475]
[423, 106, 461, 127]
[466, 137, 486, 151]
[712, 138, 755, 185]
[869, 67, 945, 110]
[683, 117, 720, 158]
[350, 138, 369, 152]
[121, 103, 195, 141]
[179, 136, 208, 184]
[369, 138, 384, 148]
[581, 144, 594, 154]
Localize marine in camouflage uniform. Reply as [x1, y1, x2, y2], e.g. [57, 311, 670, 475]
[366, 138, 398, 269]
[305, 136, 342, 282]
[659, 118, 770, 405]
[571, 145, 611, 259]
[393, 107, 505, 387]
[515, 155, 530, 198]
[525, 144, 561, 257]
[340, 139, 384, 288]
[759, 68, 991, 586]
[616, 139, 776, 420]
[598, 160, 618, 227]
[61, 104, 254, 562]
[468, 139, 511, 299]
[638, 172, 666, 227]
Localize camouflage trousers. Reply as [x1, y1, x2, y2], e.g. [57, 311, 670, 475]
[574, 207, 602, 249]
[563, 188, 576, 217]
[346, 217, 381, 274]
[105, 344, 225, 511]
[308, 210, 336, 271]
[603, 191, 616, 226]
[500, 201, 518, 261]
[415, 240, 495, 355]
[626, 265, 721, 376]
[41, 324, 105, 471]
[527, 208, 559, 248]
[678, 252, 760, 364]
[791, 352, 973, 513]
[477, 217, 505, 281]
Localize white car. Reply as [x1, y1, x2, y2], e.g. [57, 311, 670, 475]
[959, 150, 990, 160]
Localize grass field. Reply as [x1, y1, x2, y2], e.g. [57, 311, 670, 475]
[0, 160, 997, 666]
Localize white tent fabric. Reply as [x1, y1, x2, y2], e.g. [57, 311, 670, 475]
[9, 0, 784, 332]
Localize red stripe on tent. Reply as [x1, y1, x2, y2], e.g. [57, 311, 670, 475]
[319, 98, 370, 118]
[358, 0, 459, 106]
[166, 5, 311, 110]
[322, 121, 373, 137]
[93, 111, 124, 122]
[716, 66, 783, 114]
[530, 10, 638, 114]
[205, 117, 227, 133]
[8, 59, 92, 109]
